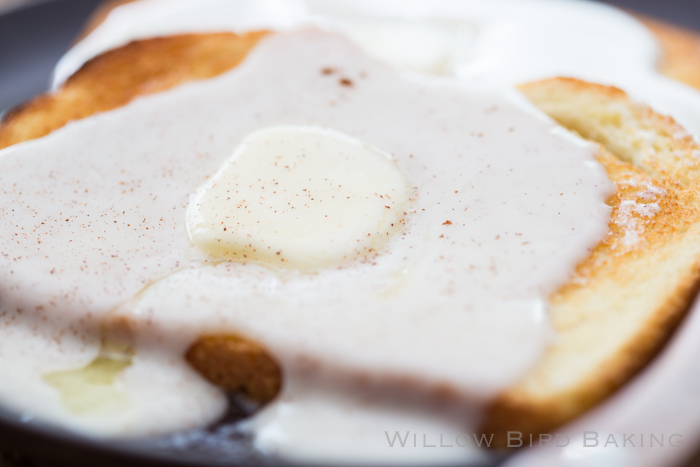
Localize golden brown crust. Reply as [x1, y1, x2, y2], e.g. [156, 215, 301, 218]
[186, 335, 282, 404]
[0, 31, 267, 150]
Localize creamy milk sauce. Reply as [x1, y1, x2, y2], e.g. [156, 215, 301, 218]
[0, 30, 612, 463]
[52, 0, 700, 135]
[8, 0, 700, 463]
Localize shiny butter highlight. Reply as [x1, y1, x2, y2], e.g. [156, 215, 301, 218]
[187, 126, 410, 271]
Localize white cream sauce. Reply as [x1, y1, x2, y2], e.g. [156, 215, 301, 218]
[0, 29, 613, 463]
[9, 0, 700, 463]
[52, 0, 700, 135]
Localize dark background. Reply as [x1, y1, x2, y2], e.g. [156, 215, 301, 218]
[1, 0, 700, 114]
[606, 0, 700, 30]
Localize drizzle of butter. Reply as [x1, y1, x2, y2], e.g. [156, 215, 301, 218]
[43, 337, 133, 415]
[187, 126, 411, 271]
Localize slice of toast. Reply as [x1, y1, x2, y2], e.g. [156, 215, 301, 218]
[2, 10, 700, 447]
[483, 77, 700, 446]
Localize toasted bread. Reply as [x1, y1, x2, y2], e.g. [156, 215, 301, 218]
[2, 4, 700, 448]
[483, 77, 700, 446]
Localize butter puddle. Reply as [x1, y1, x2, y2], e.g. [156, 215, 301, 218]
[43, 337, 134, 415]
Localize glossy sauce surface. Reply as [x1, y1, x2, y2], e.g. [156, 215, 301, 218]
[0, 30, 614, 463]
[10, 0, 698, 463]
